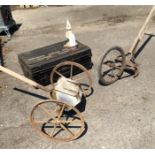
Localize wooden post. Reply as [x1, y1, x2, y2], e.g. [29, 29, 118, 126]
[129, 6, 155, 55]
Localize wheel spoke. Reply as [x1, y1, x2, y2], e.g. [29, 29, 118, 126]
[60, 123, 75, 136]
[115, 66, 122, 70]
[55, 70, 65, 78]
[53, 128, 64, 138]
[50, 124, 57, 137]
[38, 105, 52, 116]
[57, 104, 66, 120]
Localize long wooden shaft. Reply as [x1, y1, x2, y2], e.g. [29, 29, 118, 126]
[0, 66, 78, 97]
[0, 66, 50, 92]
[129, 6, 155, 55]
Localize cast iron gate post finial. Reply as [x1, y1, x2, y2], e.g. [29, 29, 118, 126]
[64, 19, 78, 48]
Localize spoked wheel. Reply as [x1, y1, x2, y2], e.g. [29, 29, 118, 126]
[30, 100, 85, 142]
[50, 61, 92, 97]
[98, 46, 126, 85]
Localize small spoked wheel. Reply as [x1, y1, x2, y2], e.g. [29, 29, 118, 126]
[98, 46, 126, 85]
[50, 61, 92, 97]
[30, 100, 85, 142]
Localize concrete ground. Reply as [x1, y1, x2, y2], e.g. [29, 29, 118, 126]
[0, 5, 155, 148]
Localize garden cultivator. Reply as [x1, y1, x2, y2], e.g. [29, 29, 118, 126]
[98, 6, 155, 85]
[0, 61, 92, 142]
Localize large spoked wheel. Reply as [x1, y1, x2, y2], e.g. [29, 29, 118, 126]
[98, 46, 126, 85]
[30, 100, 85, 142]
[50, 61, 92, 97]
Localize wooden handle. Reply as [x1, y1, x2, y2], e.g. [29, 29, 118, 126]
[0, 66, 50, 92]
[129, 6, 155, 54]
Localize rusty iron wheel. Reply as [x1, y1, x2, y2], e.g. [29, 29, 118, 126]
[30, 100, 85, 142]
[50, 61, 92, 97]
[98, 46, 126, 85]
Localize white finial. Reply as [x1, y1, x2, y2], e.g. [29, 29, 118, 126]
[66, 19, 72, 30]
[64, 20, 78, 48]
